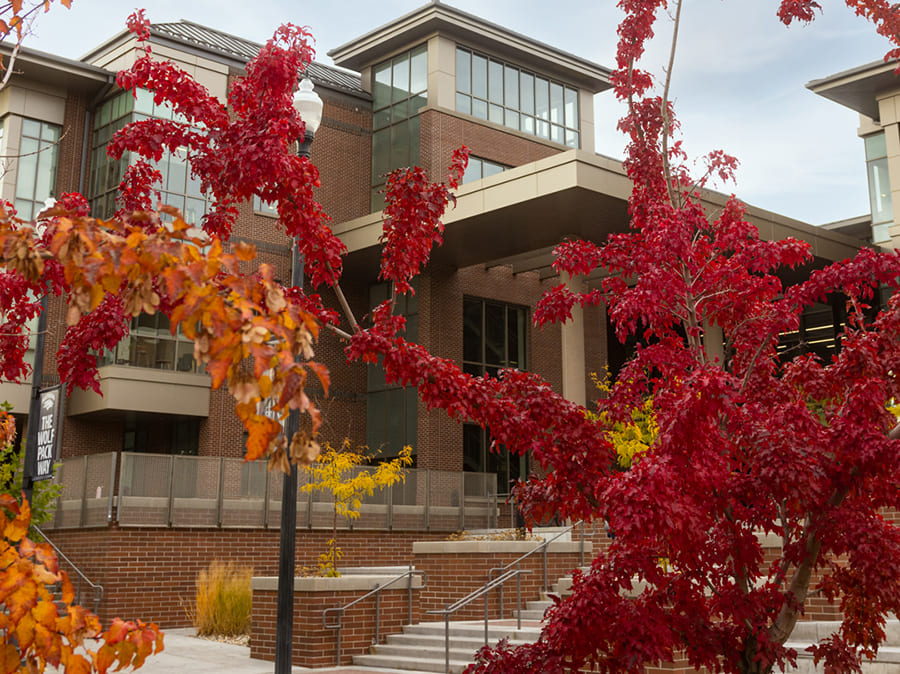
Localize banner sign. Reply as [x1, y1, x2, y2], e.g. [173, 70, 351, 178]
[33, 386, 61, 481]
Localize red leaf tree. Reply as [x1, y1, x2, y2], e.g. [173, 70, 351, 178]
[0, 3, 899, 673]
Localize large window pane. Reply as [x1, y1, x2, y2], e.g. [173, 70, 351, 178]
[371, 45, 429, 197]
[484, 303, 505, 366]
[535, 77, 549, 120]
[456, 48, 471, 94]
[391, 122, 410, 170]
[392, 53, 410, 101]
[17, 139, 38, 199]
[868, 156, 893, 226]
[392, 100, 409, 123]
[564, 87, 578, 128]
[374, 107, 390, 129]
[472, 98, 487, 120]
[550, 82, 563, 124]
[504, 65, 519, 109]
[520, 72, 534, 115]
[865, 132, 887, 160]
[410, 45, 427, 94]
[488, 60, 503, 104]
[456, 93, 472, 115]
[489, 104, 503, 125]
[372, 128, 390, 178]
[472, 54, 488, 99]
[16, 120, 60, 221]
[373, 62, 392, 109]
[463, 298, 482, 363]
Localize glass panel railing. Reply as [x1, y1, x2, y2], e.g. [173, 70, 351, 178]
[50, 452, 499, 532]
[46, 452, 116, 529]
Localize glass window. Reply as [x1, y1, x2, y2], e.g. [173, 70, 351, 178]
[462, 296, 529, 487]
[488, 60, 503, 105]
[89, 89, 211, 222]
[454, 47, 579, 148]
[252, 195, 277, 216]
[472, 54, 488, 99]
[371, 45, 428, 211]
[373, 62, 392, 110]
[456, 49, 471, 94]
[865, 132, 893, 242]
[535, 77, 549, 120]
[410, 45, 428, 94]
[99, 313, 198, 373]
[14, 119, 60, 222]
[463, 297, 527, 373]
[392, 53, 410, 102]
[461, 156, 510, 185]
[366, 281, 418, 458]
[504, 65, 519, 110]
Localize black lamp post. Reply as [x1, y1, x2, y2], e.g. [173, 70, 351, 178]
[274, 77, 323, 674]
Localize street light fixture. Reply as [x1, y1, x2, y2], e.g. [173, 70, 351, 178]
[293, 78, 323, 159]
[275, 77, 323, 674]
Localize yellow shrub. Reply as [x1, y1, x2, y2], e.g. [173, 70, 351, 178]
[191, 560, 252, 637]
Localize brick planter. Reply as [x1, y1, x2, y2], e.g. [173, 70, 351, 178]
[250, 573, 424, 668]
[412, 539, 590, 622]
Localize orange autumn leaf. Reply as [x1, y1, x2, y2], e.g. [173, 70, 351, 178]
[2, 496, 163, 672]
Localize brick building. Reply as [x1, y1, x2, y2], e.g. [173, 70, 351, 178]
[0, 2, 867, 626]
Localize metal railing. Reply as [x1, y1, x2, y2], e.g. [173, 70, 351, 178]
[423, 521, 587, 673]
[33, 525, 104, 614]
[489, 520, 585, 606]
[322, 565, 426, 667]
[426, 567, 531, 674]
[45, 452, 500, 532]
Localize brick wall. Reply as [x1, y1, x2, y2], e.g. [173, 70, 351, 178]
[413, 541, 586, 621]
[47, 526, 446, 628]
[418, 108, 562, 181]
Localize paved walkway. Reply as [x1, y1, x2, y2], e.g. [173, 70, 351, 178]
[122, 629, 431, 674]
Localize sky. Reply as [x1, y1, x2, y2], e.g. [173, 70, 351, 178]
[18, 0, 898, 227]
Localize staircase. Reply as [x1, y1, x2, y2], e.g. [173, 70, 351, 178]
[351, 561, 900, 674]
[781, 619, 900, 673]
[352, 619, 543, 673]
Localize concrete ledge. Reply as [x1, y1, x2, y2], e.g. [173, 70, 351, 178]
[251, 573, 424, 592]
[412, 540, 591, 555]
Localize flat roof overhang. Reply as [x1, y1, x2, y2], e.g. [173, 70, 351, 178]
[0, 44, 113, 95]
[329, 1, 611, 93]
[333, 150, 864, 282]
[807, 59, 900, 121]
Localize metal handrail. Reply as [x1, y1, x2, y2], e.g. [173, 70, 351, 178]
[322, 565, 426, 667]
[489, 520, 585, 597]
[33, 525, 104, 614]
[425, 567, 531, 674]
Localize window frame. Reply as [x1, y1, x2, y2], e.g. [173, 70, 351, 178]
[455, 46, 580, 148]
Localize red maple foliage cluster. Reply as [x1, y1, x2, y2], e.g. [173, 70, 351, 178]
[0, 1, 899, 673]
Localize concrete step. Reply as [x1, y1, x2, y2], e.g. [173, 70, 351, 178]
[353, 652, 473, 673]
[779, 620, 900, 672]
[781, 646, 900, 673]
[789, 619, 900, 648]
[402, 620, 541, 641]
[353, 620, 542, 673]
[385, 632, 534, 651]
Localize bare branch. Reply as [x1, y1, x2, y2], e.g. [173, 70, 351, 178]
[660, 0, 684, 209]
[332, 281, 359, 334]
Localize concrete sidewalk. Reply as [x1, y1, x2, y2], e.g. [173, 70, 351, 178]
[127, 629, 431, 674]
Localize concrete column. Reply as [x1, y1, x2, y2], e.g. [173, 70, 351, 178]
[561, 275, 586, 406]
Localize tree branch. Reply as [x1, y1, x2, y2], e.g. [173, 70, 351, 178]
[332, 281, 359, 334]
[660, 0, 684, 209]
